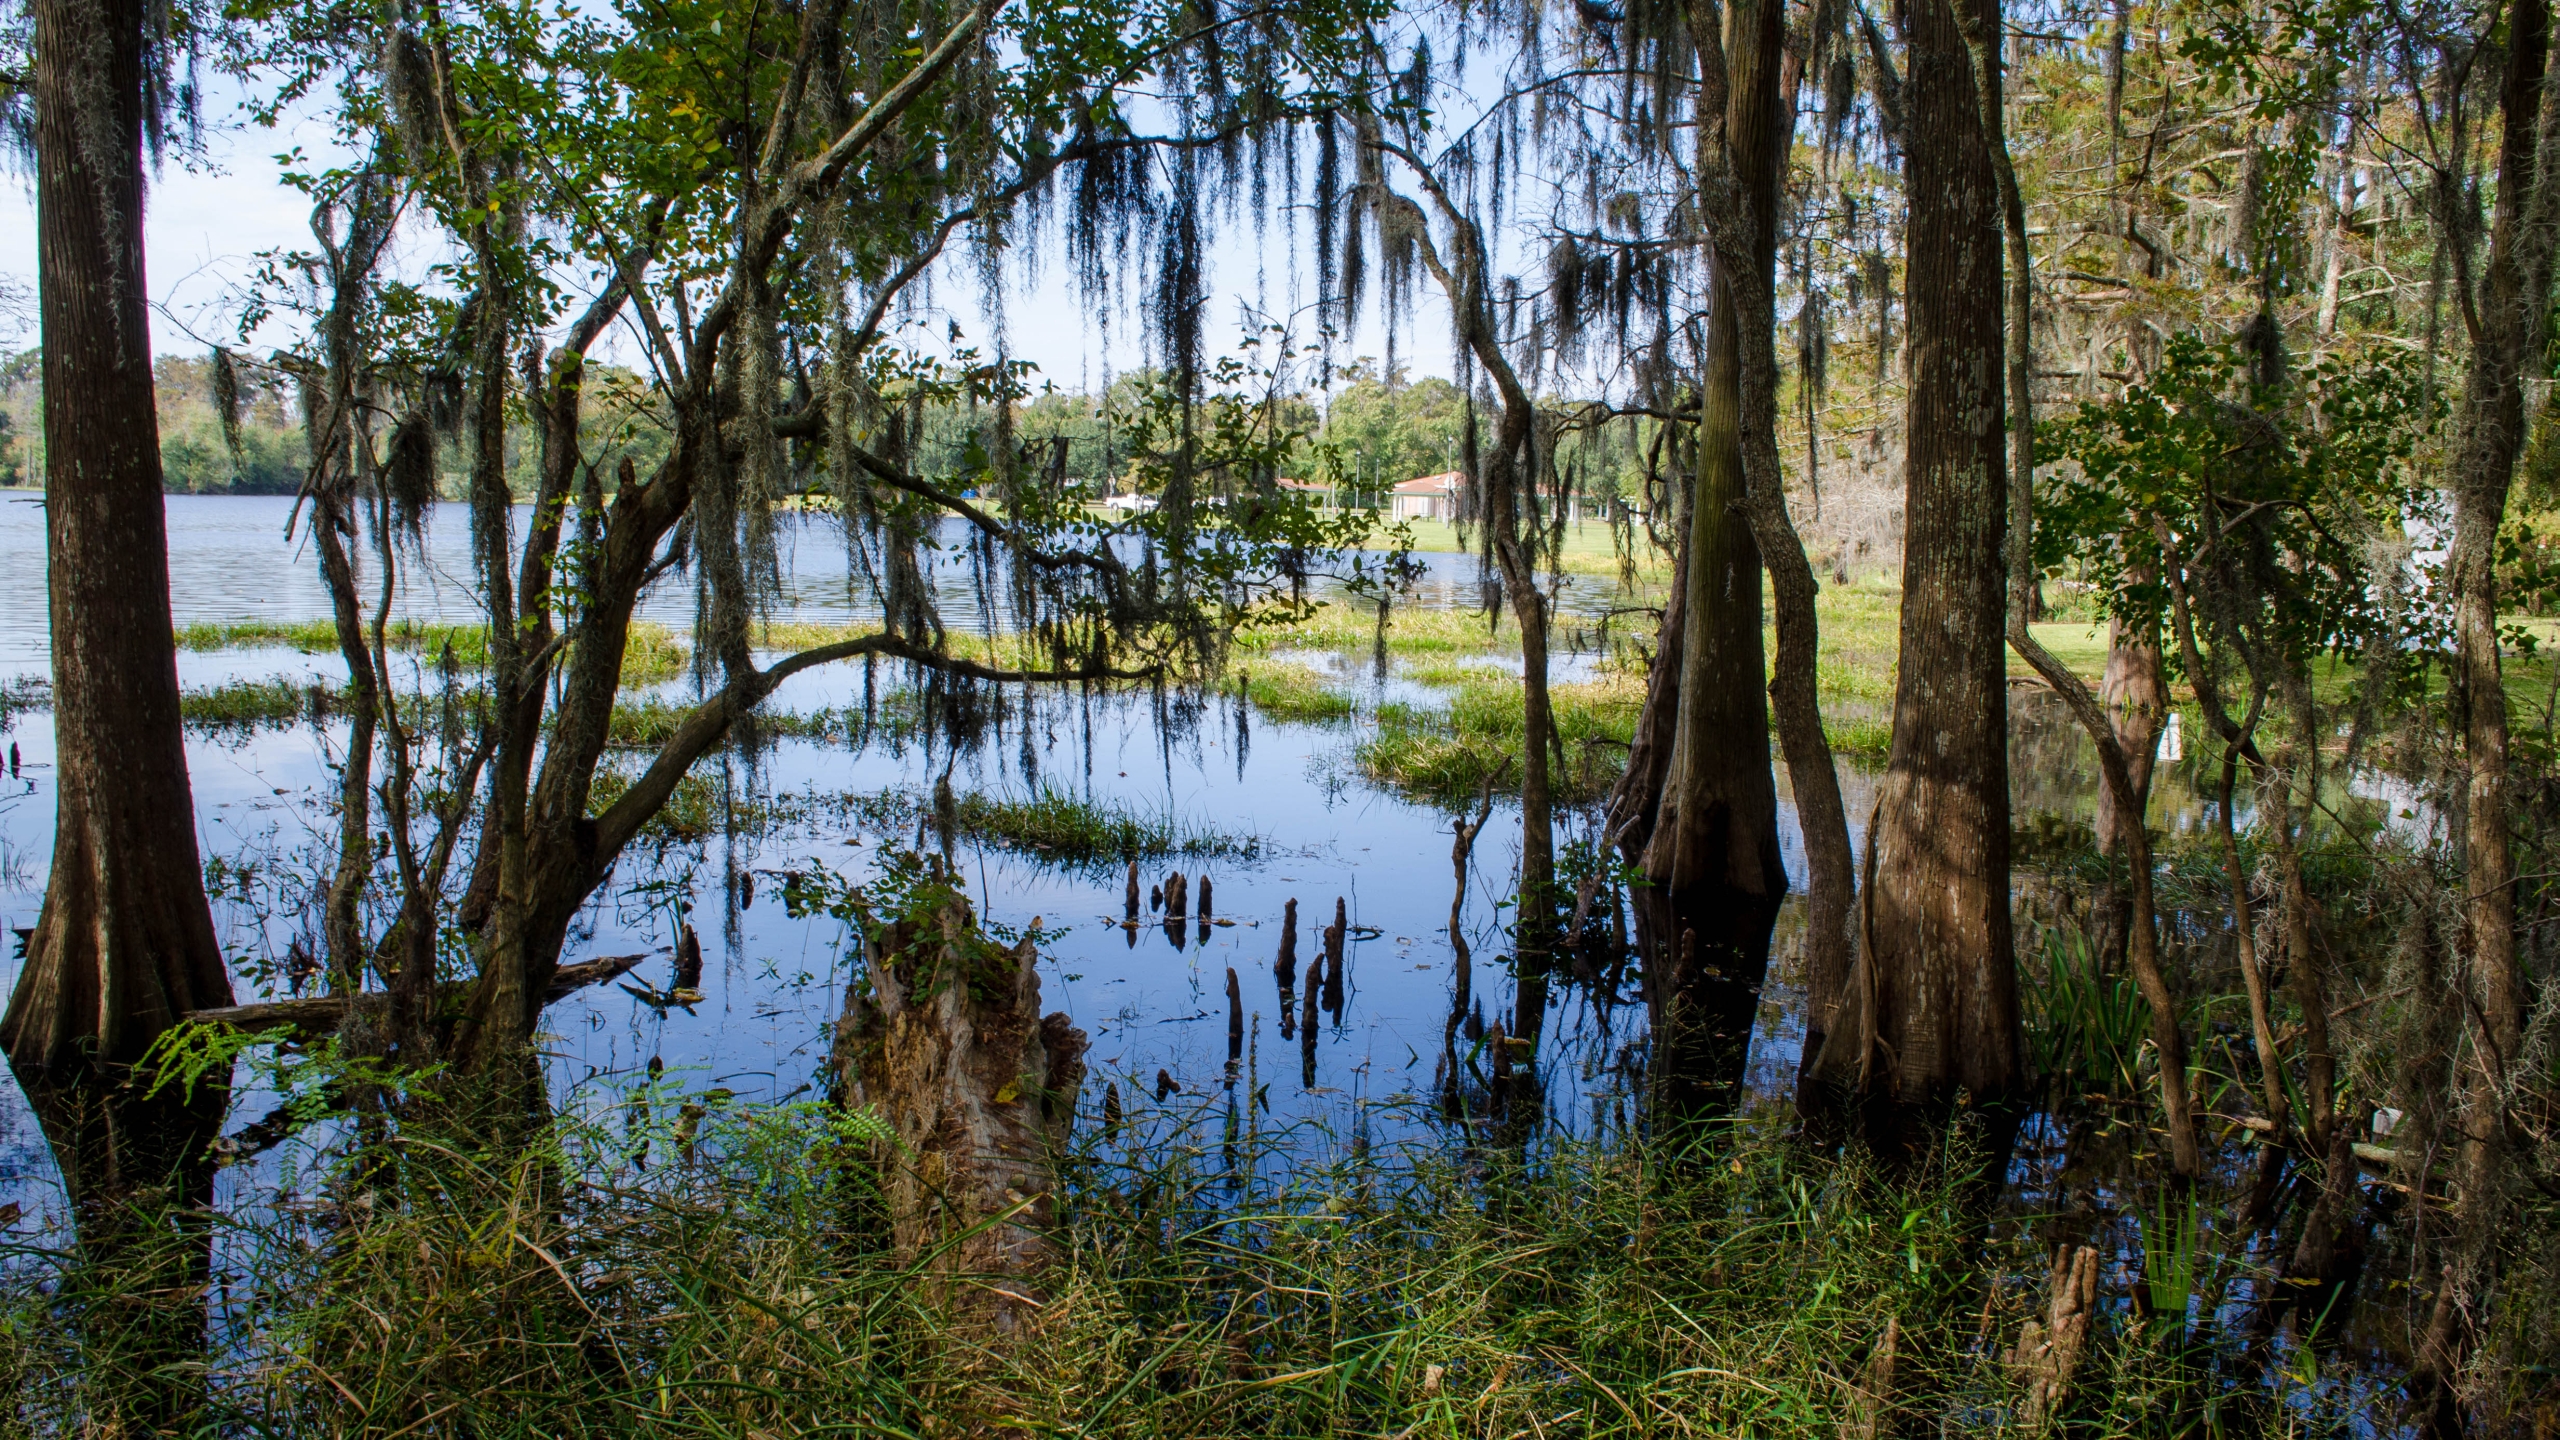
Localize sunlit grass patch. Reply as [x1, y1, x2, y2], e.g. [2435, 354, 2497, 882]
[1237, 663, 1356, 723]
[1398, 656, 1515, 689]
[175, 618, 689, 687]
[1236, 601, 1512, 658]
[837, 784, 1263, 866]
[179, 679, 351, 735]
[1355, 670, 1643, 805]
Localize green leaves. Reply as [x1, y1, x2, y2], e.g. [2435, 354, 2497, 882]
[2036, 331, 2438, 684]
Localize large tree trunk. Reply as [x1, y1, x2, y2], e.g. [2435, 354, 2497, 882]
[1638, 303, 1782, 1110]
[2422, 0, 2560, 1416]
[7, 0, 232, 1422]
[1808, 0, 2021, 1159]
[1644, 0, 1792, 1116]
[5, 0, 233, 1076]
[1679, 0, 1859, 1104]
[1604, 525, 1685, 862]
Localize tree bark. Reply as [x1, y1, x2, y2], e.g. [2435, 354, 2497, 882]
[4, 0, 233, 1077]
[1604, 527, 1684, 862]
[2089, 609, 2165, 962]
[2421, 0, 2560, 1413]
[1645, 0, 1792, 1117]
[7, 0, 232, 1422]
[831, 882, 1085, 1334]
[1700, 0, 1859, 1100]
[1808, 0, 2021, 1158]
[2447, 0, 2558, 1202]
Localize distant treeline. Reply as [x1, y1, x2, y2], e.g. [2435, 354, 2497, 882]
[0, 349, 1649, 510]
[0, 350, 308, 494]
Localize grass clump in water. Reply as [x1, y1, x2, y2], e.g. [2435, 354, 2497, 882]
[1237, 601, 1518, 659]
[1356, 671, 1643, 805]
[1238, 663, 1356, 723]
[178, 679, 350, 735]
[176, 619, 689, 687]
[842, 784, 1262, 865]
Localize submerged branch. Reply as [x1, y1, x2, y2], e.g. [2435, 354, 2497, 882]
[186, 953, 648, 1039]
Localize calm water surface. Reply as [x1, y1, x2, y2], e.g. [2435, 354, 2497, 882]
[0, 497, 2428, 1421]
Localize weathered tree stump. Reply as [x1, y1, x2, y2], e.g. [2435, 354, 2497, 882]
[830, 882, 1086, 1332]
[2010, 1245, 2099, 1427]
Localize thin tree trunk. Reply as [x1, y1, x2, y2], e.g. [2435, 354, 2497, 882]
[1809, 0, 2022, 1160]
[1961, 0, 2200, 1176]
[2090, 607, 2165, 963]
[2216, 736, 2288, 1135]
[2262, 684, 2334, 1148]
[4, 0, 233, 1076]
[312, 476, 379, 996]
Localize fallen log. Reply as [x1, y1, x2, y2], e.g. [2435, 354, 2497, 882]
[185, 953, 650, 1037]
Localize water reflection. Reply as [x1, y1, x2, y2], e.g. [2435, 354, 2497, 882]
[0, 497, 2443, 1418]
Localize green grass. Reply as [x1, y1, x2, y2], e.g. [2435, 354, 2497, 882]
[178, 679, 351, 734]
[175, 619, 690, 687]
[1362, 517, 1670, 578]
[0, 1067, 2402, 1436]
[1237, 601, 1519, 658]
[1355, 671, 1645, 805]
[0, 1086, 2047, 1437]
[1237, 663, 1358, 723]
[837, 784, 1263, 866]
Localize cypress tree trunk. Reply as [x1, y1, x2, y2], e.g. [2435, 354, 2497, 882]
[2419, 0, 2560, 1416]
[1810, 0, 2021, 1159]
[6, 0, 232, 1422]
[1628, 0, 1799, 1115]
[2089, 609, 2164, 962]
[1641, 260, 1784, 1111]
[5, 0, 233, 1078]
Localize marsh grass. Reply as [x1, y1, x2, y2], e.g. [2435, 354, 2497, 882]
[0, 1072, 2404, 1437]
[1355, 672, 1644, 805]
[1238, 663, 1358, 723]
[179, 679, 350, 735]
[0, 1084, 2036, 1438]
[1238, 602, 1518, 658]
[837, 784, 1263, 866]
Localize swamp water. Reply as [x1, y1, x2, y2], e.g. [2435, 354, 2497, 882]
[0, 494, 2439, 1429]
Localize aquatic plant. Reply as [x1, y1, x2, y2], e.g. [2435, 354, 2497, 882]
[838, 784, 1262, 867]
[1238, 663, 1358, 723]
[2021, 926, 2158, 1101]
[1355, 672, 1643, 805]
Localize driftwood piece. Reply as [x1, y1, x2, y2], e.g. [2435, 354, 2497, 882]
[2010, 1245, 2099, 1427]
[186, 953, 648, 1037]
[831, 886, 1086, 1332]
